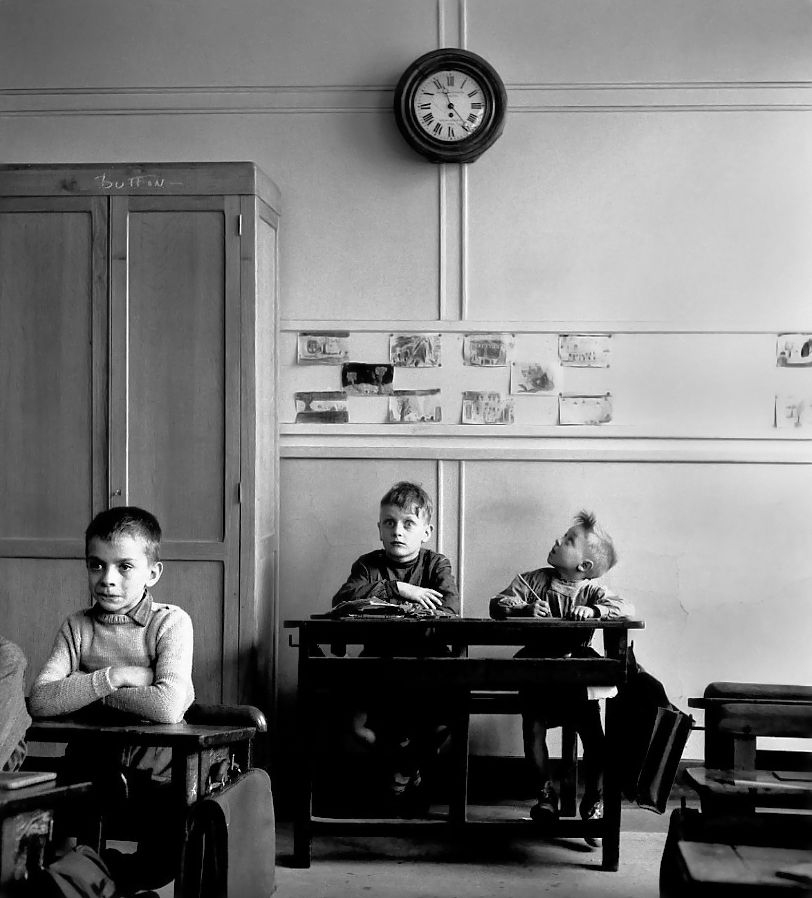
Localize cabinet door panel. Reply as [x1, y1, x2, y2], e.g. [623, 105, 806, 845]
[112, 195, 241, 703]
[0, 200, 106, 540]
[154, 560, 224, 705]
[0, 559, 89, 692]
[124, 205, 227, 540]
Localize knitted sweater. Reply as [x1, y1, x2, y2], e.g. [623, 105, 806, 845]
[28, 591, 194, 724]
[0, 636, 32, 769]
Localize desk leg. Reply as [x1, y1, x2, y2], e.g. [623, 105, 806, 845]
[293, 646, 313, 868]
[173, 749, 200, 898]
[449, 698, 470, 824]
[602, 695, 621, 872]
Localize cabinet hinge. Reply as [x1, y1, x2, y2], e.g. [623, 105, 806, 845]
[237, 214, 243, 236]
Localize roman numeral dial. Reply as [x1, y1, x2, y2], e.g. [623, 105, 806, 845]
[394, 48, 507, 163]
[412, 69, 487, 143]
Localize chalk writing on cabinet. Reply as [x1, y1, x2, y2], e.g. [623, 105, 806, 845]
[93, 173, 184, 191]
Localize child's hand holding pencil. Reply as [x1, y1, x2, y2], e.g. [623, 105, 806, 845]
[517, 573, 551, 617]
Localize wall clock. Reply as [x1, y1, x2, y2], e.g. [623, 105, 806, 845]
[393, 48, 507, 164]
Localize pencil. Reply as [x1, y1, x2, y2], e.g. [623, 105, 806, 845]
[516, 572, 545, 606]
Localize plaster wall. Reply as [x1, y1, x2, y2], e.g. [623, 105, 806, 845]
[1, 0, 810, 760]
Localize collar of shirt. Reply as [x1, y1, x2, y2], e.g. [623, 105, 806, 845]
[128, 590, 154, 626]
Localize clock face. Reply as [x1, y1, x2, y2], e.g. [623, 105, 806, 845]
[412, 69, 487, 143]
[394, 48, 507, 163]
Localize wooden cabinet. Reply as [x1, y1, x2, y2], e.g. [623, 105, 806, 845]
[0, 162, 280, 711]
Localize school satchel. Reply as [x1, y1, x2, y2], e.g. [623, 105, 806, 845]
[635, 704, 693, 813]
[178, 767, 275, 898]
[31, 845, 118, 898]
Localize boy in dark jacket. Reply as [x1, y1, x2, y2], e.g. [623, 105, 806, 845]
[332, 481, 459, 812]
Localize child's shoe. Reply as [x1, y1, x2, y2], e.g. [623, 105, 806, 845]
[386, 769, 427, 818]
[529, 781, 559, 824]
[579, 792, 603, 847]
[399, 771, 430, 818]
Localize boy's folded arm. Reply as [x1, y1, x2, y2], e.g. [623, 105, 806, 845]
[28, 624, 117, 717]
[331, 561, 392, 606]
[489, 572, 537, 619]
[431, 555, 460, 614]
[101, 611, 194, 724]
[489, 595, 531, 619]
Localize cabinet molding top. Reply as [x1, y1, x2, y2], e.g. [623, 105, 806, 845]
[0, 162, 281, 208]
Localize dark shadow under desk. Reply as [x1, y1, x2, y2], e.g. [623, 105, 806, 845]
[27, 718, 257, 897]
[284, 616, 644, 872]
[0, 779, 94, 892]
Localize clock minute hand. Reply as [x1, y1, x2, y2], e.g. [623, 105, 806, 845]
[447, 101, 472, 130]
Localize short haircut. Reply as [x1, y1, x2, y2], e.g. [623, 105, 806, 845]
[85, 506, 162, 563]
[380, 481, 433, 523]
[574, 509, 617, 578]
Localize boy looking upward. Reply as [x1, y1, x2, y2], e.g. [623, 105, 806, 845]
[332, 481, 459, 813]
[29, 506, 194, 891]
[490, 510, 633, 844]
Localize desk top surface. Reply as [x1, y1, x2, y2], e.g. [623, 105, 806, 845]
[0, 780, 92, 814]
[27, 718, 256, 747]
[286, 617, 644, 629]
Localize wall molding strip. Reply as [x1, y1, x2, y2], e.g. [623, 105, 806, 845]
[281, 320, 810, 335]
[279, 434, 812, 464]
[438, 165, 447, 320]
[0, 81, 808, 117]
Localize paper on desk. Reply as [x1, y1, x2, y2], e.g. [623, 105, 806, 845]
[0, 770, 57, 790]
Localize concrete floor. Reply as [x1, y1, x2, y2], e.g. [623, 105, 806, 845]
[148, 799, 683, 897]
[270, 802, 678, 898]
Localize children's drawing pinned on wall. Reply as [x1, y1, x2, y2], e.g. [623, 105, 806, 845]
[463, 333, 513, 367]
[559, 334, 612, 368]
[559, 394, 613, 425]
[342, 363, 394, 396]
[297, 331, 350, 365]
[775, 394, 812, 428]
[511, 360, 559, 394]
[776, 334, 812, 367]
[387, 390, 442, 423]
[462, 391, 514, 425]
[389, 333, 442, 368]
[295, 391, 349, 423]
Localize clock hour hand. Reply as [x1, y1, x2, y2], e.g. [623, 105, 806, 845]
[446, 101, 473, 130]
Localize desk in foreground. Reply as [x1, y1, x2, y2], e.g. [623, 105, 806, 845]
[0, 780, 93, 891]
[677, 842, 812, 896]
[27, 718, 257, 806]
[27, 718, 257, 898]
[285, 616, 644, 872]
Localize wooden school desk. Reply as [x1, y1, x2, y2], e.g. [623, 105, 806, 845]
[0, 779, 93, 892]
[676, 842, 812, 896]
[285, 616, 644, 871]
[27, 717, 257, 897]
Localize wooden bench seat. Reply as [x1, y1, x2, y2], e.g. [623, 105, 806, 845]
[688, 683, 812, 770]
